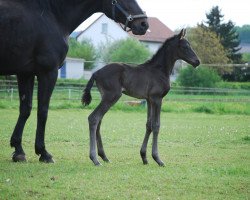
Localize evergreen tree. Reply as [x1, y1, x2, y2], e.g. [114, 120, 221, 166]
[205, 6, 223, 33]
[205, 6, 242, 63]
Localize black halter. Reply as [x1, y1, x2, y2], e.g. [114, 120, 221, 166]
[112, 0, 147, 32]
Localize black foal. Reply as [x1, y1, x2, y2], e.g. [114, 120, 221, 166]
[82, 29, 200, 166]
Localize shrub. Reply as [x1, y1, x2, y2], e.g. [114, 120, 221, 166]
[67, 38, 97, 69]
[177, 65, 222, 87]
[100, 38, 151, 64]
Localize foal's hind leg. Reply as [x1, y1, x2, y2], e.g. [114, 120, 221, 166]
[96, 120, 110, 162]
[88, 93, 121, 166]
[10, 74, 34, 162]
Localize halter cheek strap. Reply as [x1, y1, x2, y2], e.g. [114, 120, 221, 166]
[112, 0, 147, 32]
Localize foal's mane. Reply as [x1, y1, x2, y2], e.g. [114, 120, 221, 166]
[145, 34, 178, 64]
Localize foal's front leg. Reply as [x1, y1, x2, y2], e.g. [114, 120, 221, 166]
[150, 98, 165, 166]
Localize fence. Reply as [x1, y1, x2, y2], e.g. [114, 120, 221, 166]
[1, 80, 250, 103]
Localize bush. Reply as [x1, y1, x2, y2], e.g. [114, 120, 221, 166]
[177, 65, 222, 87]
[217, 81, 250, 89]
[100, 38, 151, 64]
[242, 53, 250, 63]
[67, 38, 97, 69]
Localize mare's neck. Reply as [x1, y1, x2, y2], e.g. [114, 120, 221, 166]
[49, 0, 103, 35]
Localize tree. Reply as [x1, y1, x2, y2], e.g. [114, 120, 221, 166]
[187, 26, 230, 75]
[100, 38, 151, 64]
[204, 6, 242, 63]
[67, 38, 97, 69]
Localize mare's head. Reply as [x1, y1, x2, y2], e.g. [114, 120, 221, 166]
[102, 0, 148, 35]
[174, 29, 200, 67]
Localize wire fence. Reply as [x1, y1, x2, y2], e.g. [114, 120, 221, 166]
[1, 80, 250, 103]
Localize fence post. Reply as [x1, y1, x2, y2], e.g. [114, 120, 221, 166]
[68, 89, 71, 100]
[10, 88, 13, 102]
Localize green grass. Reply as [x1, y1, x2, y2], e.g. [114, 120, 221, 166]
[1, 97, 250, 115]
[0, 109, 249, 199]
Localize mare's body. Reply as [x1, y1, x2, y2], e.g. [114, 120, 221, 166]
[0, 0, 148, 162]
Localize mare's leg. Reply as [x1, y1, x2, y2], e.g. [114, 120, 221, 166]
[150, 98, 165, 166]
[10, 74, 35, 162]
[89, 93, 121, 166]
[35, 69, 58, 163]
[96, 120, 110, 162]
[140, 100, 152, 165]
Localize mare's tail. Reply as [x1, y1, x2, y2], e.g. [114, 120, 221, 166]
[82, 74, 95, 106]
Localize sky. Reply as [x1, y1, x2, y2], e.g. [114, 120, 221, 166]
[75, 0, 250, 31]
[136, 0, 250, 30]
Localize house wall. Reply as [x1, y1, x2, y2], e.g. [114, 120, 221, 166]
[58, 57, 85, 79]
[77, 15, 129, 47]
[239, 43, 250, 53]
[141, 41, 162, 53]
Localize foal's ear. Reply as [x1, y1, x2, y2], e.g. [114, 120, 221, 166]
[178, 29, 186, 40]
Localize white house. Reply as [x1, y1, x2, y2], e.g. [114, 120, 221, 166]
[58, 57, 84, 79]
[76, 14, 174, 54]
[74, 14, 183, 81]
[76, 14, 128, 48]
[129, 17, 174, 53]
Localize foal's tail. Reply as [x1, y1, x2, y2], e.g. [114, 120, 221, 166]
[82, 74, 95, 106]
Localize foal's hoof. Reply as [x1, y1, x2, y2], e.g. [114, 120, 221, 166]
[158, 162, 165, 167]
[91, 159, 101, 166]
[95, 162, 102, 166]
[142, 160, 149, 165]
[12, 153, 26, 162]
[39, 153, 54, 163]
[102, 157, 110, 163]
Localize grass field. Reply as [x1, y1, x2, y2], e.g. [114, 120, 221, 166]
[0, 108, 249, 199]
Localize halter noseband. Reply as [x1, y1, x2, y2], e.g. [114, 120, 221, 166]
[112, 0, 147, 32]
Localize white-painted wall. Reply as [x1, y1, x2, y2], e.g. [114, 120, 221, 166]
[141, 41, 162, 53]
[77, 15, 129, 48]
[58, 57, 85, 79]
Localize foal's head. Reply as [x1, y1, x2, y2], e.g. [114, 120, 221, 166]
[102, 0, 148, 35]
[175, 29, 200, 67]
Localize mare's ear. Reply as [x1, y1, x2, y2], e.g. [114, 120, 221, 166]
[178, 29, 186, 40]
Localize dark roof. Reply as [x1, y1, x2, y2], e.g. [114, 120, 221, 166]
[130, 17, 174, 43]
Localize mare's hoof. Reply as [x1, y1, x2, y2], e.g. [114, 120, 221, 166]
[158, 162, 165, 167]
[39, 156, 54, 163]
[39, 153, 54, 163]
[12, 153, 26, 162]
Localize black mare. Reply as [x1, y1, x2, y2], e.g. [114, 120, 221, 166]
[82, 29, 200, 166]
[0, 0, 148, 163]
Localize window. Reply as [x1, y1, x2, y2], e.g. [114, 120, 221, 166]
[101, 23, 108, 34]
